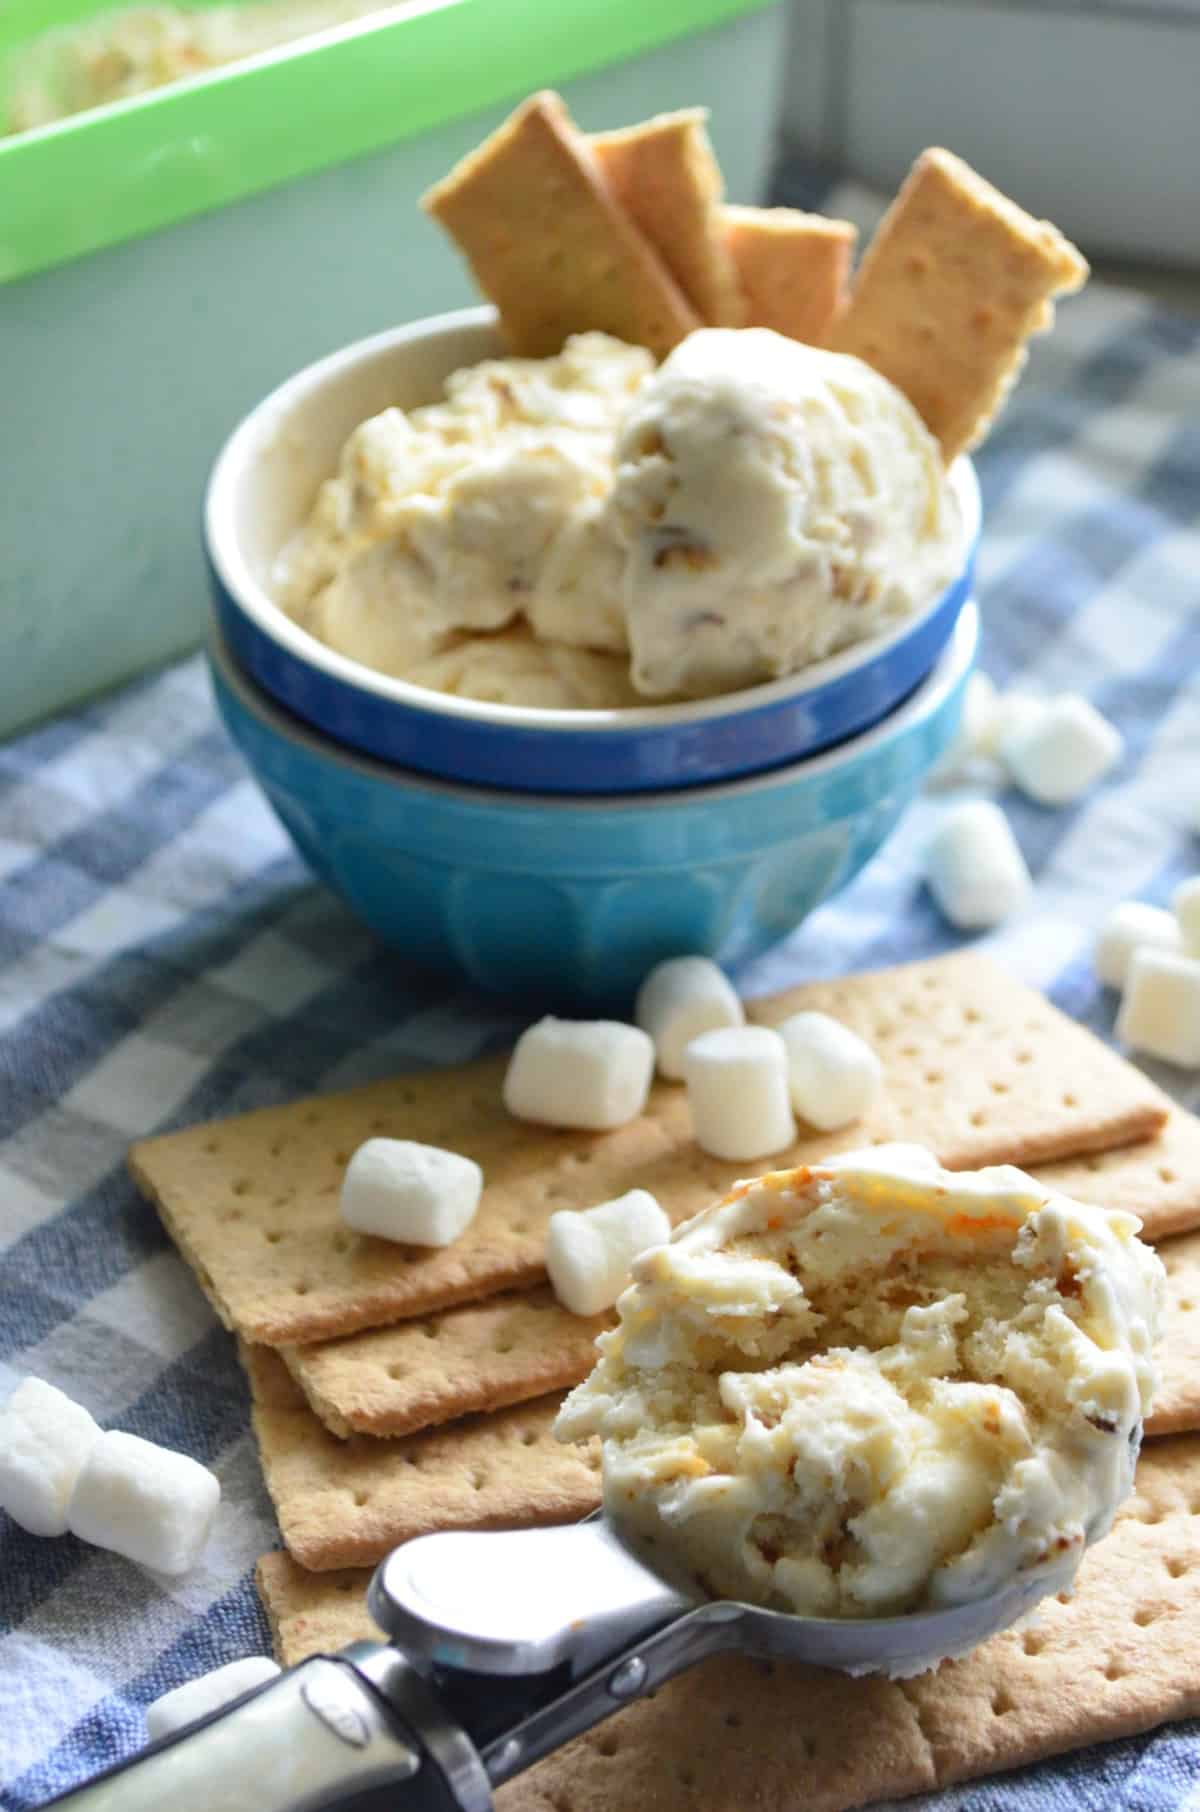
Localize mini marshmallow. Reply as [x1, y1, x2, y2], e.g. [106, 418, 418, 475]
[634, 956, 744, 1080]
[503, 1016, 654, 1130]
[146, 1657, 281, 1743]
[1000, 693, 1123, 806]
[1173, 877, 1200, 955]
[341, 1139, 482, 1247]
[776, 1011, 883, 1132]
[545, 1189, 671, 1317]
[68, 1430, 220, 1575]
[683, 1026, 795, 1162]
[1094, 901, 1183, 990]
[924, 799, 1032, 930]
[979, 689, 1047, 759]
[1116, 948, 1200, 1069]
[0, 1378, 100, 1537]
[934, 671, 1000, 780]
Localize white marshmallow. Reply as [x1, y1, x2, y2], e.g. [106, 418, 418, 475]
[545, 1189, 671, 1317]
[503, 1017, 654, 1130]
[146, 1658, 281, 1742]
[0, 1378, 100, 1537]
[924, 800, 1032, 930]
[68, 1430, 220, 1575]
[776, 1011, 883, 1132]
[942, 674, 1000, 771]
[1000, 693, 1123, 806]
[1116, 948, 1200, 1069]
[341, 1139, 482, 1247]
[978, 689, 1047, 758]
[634, 956, 744, 1079]
[1173, 876, 1200, 955]
[683, 1026, 795, 1161]
[1094, 901, 1183, 990]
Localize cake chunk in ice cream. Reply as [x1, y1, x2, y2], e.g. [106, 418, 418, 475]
[556, 1145, 1162, 1621]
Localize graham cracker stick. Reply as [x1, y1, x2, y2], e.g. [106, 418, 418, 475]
[129, 951, 1168, 1348]
[286, 1112, 1200, 1442]
[422, 91, 700, 358]
[590, 109, 743, 327]
[256, 1438, 1200, 1811]
[244, 1345, 599, 1571]
[826, 146, 1088, 462]
[723, 204, 856, 344]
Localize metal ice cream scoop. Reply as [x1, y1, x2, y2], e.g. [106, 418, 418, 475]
[40, 1509, 1061, 1812]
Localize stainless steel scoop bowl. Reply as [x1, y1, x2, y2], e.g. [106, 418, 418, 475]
[370, 1510, 1061, 1790]
[42, 1510, 1063, 1812]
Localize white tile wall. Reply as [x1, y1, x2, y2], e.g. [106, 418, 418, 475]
[783, 0, 1200, 266]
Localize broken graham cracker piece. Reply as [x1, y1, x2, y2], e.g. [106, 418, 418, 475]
[826, 146, 1088, 462]
[244, 1344, 599, 1571]
[129, 950, 1168, 1349]
[256, 1437, 1200, 1811]
[286, 1120, 1200, 1443]
[1035, 1105, 1200, 1242]
[421, 90, 700, 359]
[590, 109, 743, 328]
[723, 204, 856, 345]
[284, 1286, 606, 1440]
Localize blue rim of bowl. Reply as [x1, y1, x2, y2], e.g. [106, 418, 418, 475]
[209, 599, 980, 814]
[205, 306, 980, 795]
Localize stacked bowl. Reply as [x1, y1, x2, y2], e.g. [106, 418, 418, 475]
[205, 309, 980, 1006]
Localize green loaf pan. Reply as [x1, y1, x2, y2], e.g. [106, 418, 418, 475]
[0, 0, 787, 739]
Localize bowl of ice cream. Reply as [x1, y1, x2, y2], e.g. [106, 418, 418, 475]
[205, 307, 979, 796]
[207, 599, 976, 1004]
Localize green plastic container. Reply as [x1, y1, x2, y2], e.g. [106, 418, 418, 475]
[0, 0, 785, 737]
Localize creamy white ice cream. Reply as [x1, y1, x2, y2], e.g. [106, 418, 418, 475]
[6, 0, 398, 132]
[610, 329, 963, 698]
[556, 1145, 1162, 1622]
[275, 335, 651, 677]
[276, 327, 964, 710]
[402, 627, 641, 710]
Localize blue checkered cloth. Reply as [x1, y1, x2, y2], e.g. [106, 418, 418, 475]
[3, 220, 1200, 1807]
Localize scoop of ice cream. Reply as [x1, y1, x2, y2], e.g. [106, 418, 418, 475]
[275, 334, 650, 671]
[556, 1144, 1162, 1621]
[403, 626, 642, 710]
[609, 329, 963, 698]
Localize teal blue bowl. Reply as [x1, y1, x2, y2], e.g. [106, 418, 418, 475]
[209, 604, 977, 1007]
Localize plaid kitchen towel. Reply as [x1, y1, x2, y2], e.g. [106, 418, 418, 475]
[2, 197, 1200, 1806]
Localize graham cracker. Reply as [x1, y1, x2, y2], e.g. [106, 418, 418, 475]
[255, 1437, 1200, 1811]
[1034, 1107, 1200, 1242]
[286, 1117, 1200, 1443]
[723, 204, 856, 345]
[244, 1345, 599, 1572]
[826, 146, 1088, 462]
[129, 951, 1168, 1348]
[256, 1550, 382, 1667]
[1148, 1227, 1200, 1436]
[284, 1287, 607, 1439]
[590, 109, 744, 328]
[421, 90, 700, 359]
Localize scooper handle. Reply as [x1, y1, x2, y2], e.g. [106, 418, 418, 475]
[37, 1648, 489, 1812]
